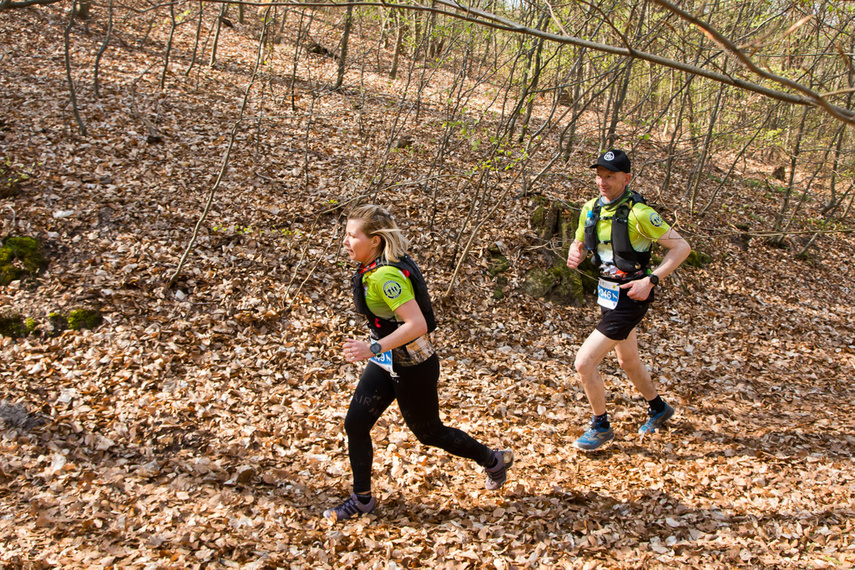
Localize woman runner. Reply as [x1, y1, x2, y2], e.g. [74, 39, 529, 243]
[324, 204, 513, 522]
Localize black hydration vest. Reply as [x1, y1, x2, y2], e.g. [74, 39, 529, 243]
[351, 255, 437, 339]
[583, 190, 651, 274]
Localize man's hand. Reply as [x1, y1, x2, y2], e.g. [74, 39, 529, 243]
[619, 278, 654, 301]
[567, 239, 586, 269]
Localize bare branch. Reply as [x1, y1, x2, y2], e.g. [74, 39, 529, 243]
[200, 0, 854, 125]
[738, 14, 814, 51]
[64, 0, 86, 136]
[648, 0, 855, 125]
[0, 0, 63, 9]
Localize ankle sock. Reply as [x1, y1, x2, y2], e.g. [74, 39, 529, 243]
[593, 413, 610, 429]
[355, 493, 373, 505]
[647, 396, 666, 414]
[485, 452, 499, 470]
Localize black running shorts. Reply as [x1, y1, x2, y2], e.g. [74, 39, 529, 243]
[596, 286, 653, 341]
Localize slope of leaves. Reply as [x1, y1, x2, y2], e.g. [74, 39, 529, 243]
[1, 4, 854, 569]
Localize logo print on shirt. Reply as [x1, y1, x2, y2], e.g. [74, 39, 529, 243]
[650, 212, 663, 227]
[383, 280, 403, 299]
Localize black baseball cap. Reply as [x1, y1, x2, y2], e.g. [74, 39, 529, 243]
[590, 149, 631, 173]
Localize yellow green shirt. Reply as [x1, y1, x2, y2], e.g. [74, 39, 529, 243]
[362, 265, 416, 321]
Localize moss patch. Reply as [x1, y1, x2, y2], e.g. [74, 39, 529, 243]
[488, 254, 509, 277]
[67, 308, 103, 331]
[0, 236, 48, 285]
[0, 311, 28, 339]
[684, 250, 713, 268]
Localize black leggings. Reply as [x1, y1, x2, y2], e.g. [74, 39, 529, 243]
[344, 353, 495, 493]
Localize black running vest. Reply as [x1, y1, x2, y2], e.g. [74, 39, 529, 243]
[583, 190, 652, 274]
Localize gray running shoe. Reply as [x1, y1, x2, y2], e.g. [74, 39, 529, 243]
[638, 403, 675, 434]
[485, 449, 514, 490]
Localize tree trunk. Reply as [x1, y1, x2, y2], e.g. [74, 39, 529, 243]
[688, 77, 727, 209]
[771, 106, 809, 243]
[185, 0, 204, 76]
[64, 0, 86, 135]
[390, 10, 406, 80]
[93, 0, 113, 97]
[518, 35, 545, 143]
[160, 0, 176, 89]
[605, 60, 633, 148]
[73, 0, 90, 19]
[210, 3, 228, 67]
[661, 74, 693, 194]
[333, 3, 353, 90]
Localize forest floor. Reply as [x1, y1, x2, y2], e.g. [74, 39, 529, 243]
[1, 4, 854, 569]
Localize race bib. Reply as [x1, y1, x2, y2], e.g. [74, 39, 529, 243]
[597, 279, 619, 309]
[369, 349, 397, 377]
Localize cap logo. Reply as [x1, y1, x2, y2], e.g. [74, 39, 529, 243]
[604, 151, 615, 161]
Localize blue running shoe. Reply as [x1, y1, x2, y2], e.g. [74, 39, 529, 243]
[573, 423, 614, 451]
[323, 493, 376, 522]
[485, 449, 514, 490]
[638, 403, 675, 434]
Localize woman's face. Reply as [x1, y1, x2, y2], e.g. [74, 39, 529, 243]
[344, 219, 380, 265]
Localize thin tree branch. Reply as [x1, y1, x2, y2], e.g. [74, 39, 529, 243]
[64, 0, 86, 136]
[738, 14, 813, 51]
[168, 7, 271, 287]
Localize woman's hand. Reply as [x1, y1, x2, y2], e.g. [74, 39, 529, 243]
[342, 339, 371, 363]
[343, 300, 428, 365]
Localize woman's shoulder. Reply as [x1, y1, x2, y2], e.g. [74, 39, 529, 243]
[366, 263, 411, 282]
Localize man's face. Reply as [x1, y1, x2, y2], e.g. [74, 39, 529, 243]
[595, 166, 632, 202]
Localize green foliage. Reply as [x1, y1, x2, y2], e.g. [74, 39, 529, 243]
[763, 128, 784, 142]
[0, 236, 48, 286]
[0, 160, 29, 198]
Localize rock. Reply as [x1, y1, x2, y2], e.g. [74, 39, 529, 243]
[523, 262, 585, 306]
[236, 465, 256, 484]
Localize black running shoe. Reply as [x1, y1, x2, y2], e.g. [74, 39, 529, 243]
[323, 494, 376, 522]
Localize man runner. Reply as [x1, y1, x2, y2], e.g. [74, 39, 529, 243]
[566, 149, 691, 451]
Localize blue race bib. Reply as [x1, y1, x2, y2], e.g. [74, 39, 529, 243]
[597, 279, 619, 309]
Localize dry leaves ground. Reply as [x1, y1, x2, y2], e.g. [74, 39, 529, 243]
[1, 4, 854, 569]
